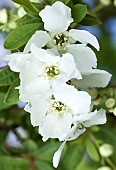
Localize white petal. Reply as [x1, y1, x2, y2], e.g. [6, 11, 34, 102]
[47, 47, 60, 56]
[19, 61, 42, 102]
[69, 29, 100, 50]
[59, 53, 82, 80]
[67, 44, 97, 72]
[24, 31, 51, 53]
[53, 141, 66, 168]
[72, 110, 98, 123]
[20, 77, 52, 102]
[30, 44, 60, 65]
[83, 109, 107, 127]
[4, 53, 28, 72]
[54, 84, 91, 114]
[39, 1, 73, 33]
[24, 96, 48, 127]
[76, 69, 112, 88]
[39, 112, 72, 141]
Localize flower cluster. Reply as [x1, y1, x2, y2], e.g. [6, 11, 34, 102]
[4, 1, 112, 168]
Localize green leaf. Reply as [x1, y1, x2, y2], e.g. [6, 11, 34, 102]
[72, 4, 87, 23]
[86, 138, 100, 162]
[22, 140, 38, 154]
[52, 0, 70, 4]
[35, 161, 54, 170]
[72, 0, 82, 5]
[0, 156, 28, 170]
[18, 14, 41, 25]
[33, 142, 60, 161]
[12, 0, 39, 14]
[61, 143, 85, 170]
[4, 23, 40, 50]
[0, 67, 18, 87]
[79, 14, 101, 26]
[45, 0, 70, 5]
[0, 92, 10, 110]
[4, 78, 20, 105]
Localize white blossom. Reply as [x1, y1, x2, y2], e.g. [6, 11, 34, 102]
[23, 1, 111, 88]
[4, 44, 81, 102]
[25, 84, 91, 138]
[53, 108, 106, 168]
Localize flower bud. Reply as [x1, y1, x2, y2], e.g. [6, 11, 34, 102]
[114, 0, 116, 6]
[100, 0, 111, 6]
[14, 3, 21, 9]
[99, 144, 113, 157]
[17, 7, 26, 18]
[0, 9, 8, 24]
[30, 0, 39, 2]
[87, 88, 98, 100]
[97, 166, 112, 170]
[8, 22, 17, 29]
[93, 97, 102, 105]
[113, 107, 116, 116]
[105, 98, 115, 109]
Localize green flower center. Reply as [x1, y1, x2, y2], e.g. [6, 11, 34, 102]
[53, 33, 68, 46]
[78, 123, 84, 130]
[52, 101, 66, 112]
[45, 66, 60, 77]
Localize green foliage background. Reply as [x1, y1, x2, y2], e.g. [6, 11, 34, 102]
[0, 0, 116, 170]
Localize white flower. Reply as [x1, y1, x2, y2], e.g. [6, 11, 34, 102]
[25, 84, 91, 139]
[4, 44, 81, 102]
[23, 1, 111, 88]
[53, 108, 107, 168]
[24, 2, 99, 58]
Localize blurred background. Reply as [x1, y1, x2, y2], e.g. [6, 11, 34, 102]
[0, 0, 116, 170]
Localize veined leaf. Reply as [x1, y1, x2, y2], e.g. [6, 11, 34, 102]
[86, 138, 100, 162]
[36, 161, 54, 170]
[4, 78, 20, 105]
[0, 67, 18, 86]
[12, 0, 39, 14]
[18, 14, 41, 25]
[45, 0, 70, 5]
[0, 156, 29, 170]
[0, 92, 10, 110]
[80, 14, 101, 26]
[4, 23, 40, 50]
[72, 4, 87, 23]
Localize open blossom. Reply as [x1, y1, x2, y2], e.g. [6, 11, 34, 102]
[23, 1, 111, 88]
[24, 82, 106, 168]
[25, 84, 91, 139]
[4, 44, 81, 102]
[53, 108, 106, 168]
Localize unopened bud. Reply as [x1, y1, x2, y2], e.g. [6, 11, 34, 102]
[0, 8, 8, 24]
[87, 88, 98, 100]
[106, 88, 114, 98]
[14, 3, 21, 9]
[105, 98, 115, 109]
[113, 107, 116, 116]
[8, 22, 17, 29]
[18, 7, 26, 18]
[30, 0, 39, 2]
[99, 144, 113, 157]
[97, 166, 112, 170]
[93, 97, 102, 105]
[100, 0, 111, 6]
[114, 0, 116, 6]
